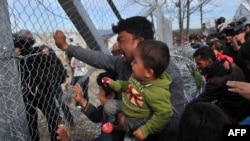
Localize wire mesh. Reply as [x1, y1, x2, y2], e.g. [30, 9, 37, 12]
[2, 0, 197, 140]
[5, 0, 149, 140]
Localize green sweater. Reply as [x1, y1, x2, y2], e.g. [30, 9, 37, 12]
[109, 72, 173, 138]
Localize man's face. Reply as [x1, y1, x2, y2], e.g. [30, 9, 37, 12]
[235, 32, 245, 43]
[111, 42, 122, 56]
[225, 36, 232, 43]
[194, 55, 212, 75]
[117, 31, 142, 63]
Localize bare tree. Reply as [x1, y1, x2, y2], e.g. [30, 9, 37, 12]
[184, 0, 213, 39]
[175, 0, 195, 44]
[186, 0, 193, 41]
[130, 0, 216, 44]
[185, 0, 217, 38]
[197, 0, 213, 26]
[175, 0, 184, 45]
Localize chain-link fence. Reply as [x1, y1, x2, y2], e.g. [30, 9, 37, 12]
[1, 0, 197, 140]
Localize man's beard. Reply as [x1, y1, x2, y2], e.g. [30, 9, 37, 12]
[199, 68, 209, 75]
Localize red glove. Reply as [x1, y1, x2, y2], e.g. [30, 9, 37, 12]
[102, 77, 111, 85]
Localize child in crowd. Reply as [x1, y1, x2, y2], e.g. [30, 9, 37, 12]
[102, 40, 173, 141]
[210, 40, 233, 69]
[56, 71, 125, 141]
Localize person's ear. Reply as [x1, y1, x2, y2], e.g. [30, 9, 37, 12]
[145, 68, 154, 78]
[137, 37, 144, 42]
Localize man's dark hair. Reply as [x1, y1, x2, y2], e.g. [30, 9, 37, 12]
[112, 16, 154, 40]
[178, 102, 229, 141]
[96, 71, 118, 98]
[193, 47, 217, 62]
[137, 40, 170, 78]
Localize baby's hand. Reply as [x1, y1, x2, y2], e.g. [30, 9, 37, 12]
[102, 77, 112, 85]
[56, 125, 71, 141]
[133, 128, 145, 141]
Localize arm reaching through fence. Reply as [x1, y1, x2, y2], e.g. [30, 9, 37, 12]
[72, 83, 88, 109]
[56, 125, 72, 141]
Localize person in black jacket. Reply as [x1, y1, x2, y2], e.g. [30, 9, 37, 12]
[56, 71, 125, 141]
[192, 47, 250, 124]
[40, 45, 75, 126]
[14, 29, 63, 141]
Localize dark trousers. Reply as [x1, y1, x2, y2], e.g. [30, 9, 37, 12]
[23, 84, 61, 141]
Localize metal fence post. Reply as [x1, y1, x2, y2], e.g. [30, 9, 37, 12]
[0, 0, 30, 140]
[155, 0, 173, 49]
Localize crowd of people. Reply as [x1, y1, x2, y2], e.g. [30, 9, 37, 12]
[54, 16, 184, 141]
[12, 15, 250, 141]
[52, 15, 250, 141]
